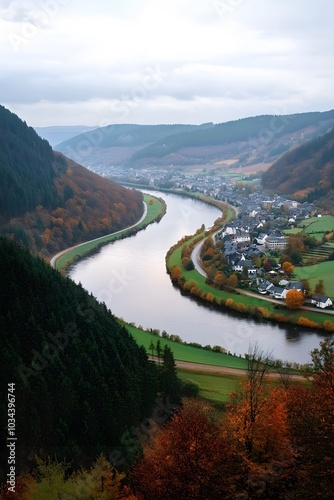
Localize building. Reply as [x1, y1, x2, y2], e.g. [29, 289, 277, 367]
[310, 294, 333, 309]
[265, 236, 287, 251]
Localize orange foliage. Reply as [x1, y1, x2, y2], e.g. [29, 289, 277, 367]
[131, 401, 246, 499]
[286, 289, 304, 310]
[170, 265, 182, 282]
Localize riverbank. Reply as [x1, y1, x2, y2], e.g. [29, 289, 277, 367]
[121, 320, 306, 403]
[164, 197, 334, 333]
[50, 193, 166, 272]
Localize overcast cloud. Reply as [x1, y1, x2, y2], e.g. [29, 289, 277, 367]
[1, 0, 333, 126]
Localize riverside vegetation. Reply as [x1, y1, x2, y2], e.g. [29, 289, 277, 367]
[165, 199, 334, 333]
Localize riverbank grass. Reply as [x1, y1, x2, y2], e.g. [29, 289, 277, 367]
[123, 322, 249, 369]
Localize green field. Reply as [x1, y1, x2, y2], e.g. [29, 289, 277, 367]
[177, 369, 245, 403]
[295, 261, 334, 297]
[124, 323, 249, 369]
[54, 194, 165, 270]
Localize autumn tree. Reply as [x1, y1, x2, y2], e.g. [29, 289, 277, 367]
[131, 401, 247, 500]
[3, 456, 137, 499]
[285, 289, 304, 310]
[214, 270, 227, 289]
[226, 344, 273, 460]
[301, 278, 312, 298]
[170, 265, 181, 282]
[282, 261, 294, 275]
[226, 273, 238, 288]
[314, 278, 326, 295]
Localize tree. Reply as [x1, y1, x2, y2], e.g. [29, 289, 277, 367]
[214, 270, 227, 289]
[131, 401, 247, 500]
[227, 344, 273, 460]
[170, 265, 181, 282]
[310, 338, 334, 400]
[301, 278, 312, 298]
[158, 345, 181, 404]
[226, 273, 238, 288]
[282, 261, 294, 274]
[285, 289, 304, 310]
[314, 278, 326, 295]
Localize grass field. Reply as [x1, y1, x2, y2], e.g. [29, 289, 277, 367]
[177, 369, 245, 403]
[123, 323, 249, 369]
[295, 261, 334, 297]
[54, 194, 165, 270]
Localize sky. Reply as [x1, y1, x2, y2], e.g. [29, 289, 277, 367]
[1, 0, 333, 127]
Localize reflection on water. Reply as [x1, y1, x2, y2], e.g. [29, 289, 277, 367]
[69, 190, 329, 364]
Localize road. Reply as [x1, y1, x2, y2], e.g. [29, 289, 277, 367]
[191, 231, 334, 315]
[149, 356, 305, 380]
[50, 201, 148, 268]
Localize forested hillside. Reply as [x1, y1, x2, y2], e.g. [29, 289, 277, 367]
[0, 105, 144, 257]
[55, 110, 334, 168]
[262, 126, 334, 209]
[0, 237, 158, 476]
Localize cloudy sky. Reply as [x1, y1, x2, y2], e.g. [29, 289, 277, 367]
[1, 0, 333, 127]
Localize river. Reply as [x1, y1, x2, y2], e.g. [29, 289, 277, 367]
[69, 190, 328, 364]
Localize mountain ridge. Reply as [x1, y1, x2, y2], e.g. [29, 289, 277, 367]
[55, 110, 334, 169]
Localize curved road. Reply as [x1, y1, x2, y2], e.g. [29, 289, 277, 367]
[190, 226, 334, 316]
[50, 201, 148, 269]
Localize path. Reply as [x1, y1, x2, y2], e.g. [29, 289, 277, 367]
[149, 356, 305, 380]
[50, 201, 148, 268]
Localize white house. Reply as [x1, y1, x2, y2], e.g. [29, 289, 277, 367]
[310, 294, 333, 309]
[281, 281, 303, 299]
[233, 255, 257, 276]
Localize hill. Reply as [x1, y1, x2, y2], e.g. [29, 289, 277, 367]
[34, 125, 98, 147]
[0, 105, 144, 257]
[55, 110, 334, 169]
[0, 236, 158, 474]
[262, 126, 334, 210]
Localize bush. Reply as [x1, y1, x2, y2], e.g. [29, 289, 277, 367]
[181, 380, 200, 398]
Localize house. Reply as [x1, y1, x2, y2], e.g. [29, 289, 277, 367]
[310, 294, 333, 309]
[267, 285, 285, 299]
[254, 233, 268, 245]
[265, 236, 287, 250]
[281, 281, 303, 299]
[233, 255, 257, 276]
[258, 280, 273, 294]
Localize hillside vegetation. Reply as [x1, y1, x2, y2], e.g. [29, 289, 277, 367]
[55, 110, 334, 168]
[262, 126, 334, 209]
[0, 105, 143, 257]
[0, 237, 158, 475]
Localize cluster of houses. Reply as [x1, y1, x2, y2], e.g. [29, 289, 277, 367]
[218, 225, 333, 310]
[258, 279, 333, 309]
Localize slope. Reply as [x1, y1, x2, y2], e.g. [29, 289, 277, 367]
[55, 110, 334, 169]
[0, 236, 158, 474]
[0, 105, 144, 257]
[262, 126, 334, 209]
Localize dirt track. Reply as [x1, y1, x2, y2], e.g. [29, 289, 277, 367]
[174, 359, 306, 380]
